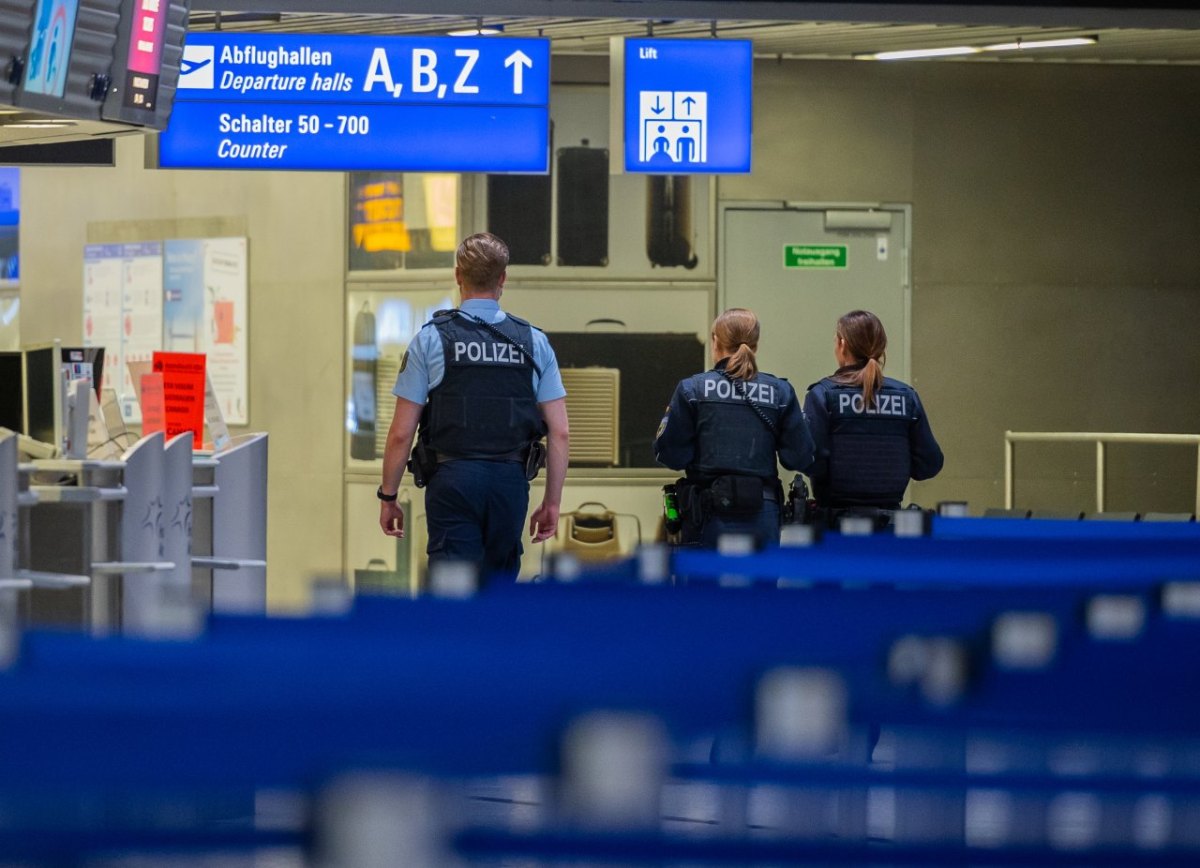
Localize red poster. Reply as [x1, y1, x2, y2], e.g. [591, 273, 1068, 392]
[140, 372, 165, 435]
[152, 351, 206, 445]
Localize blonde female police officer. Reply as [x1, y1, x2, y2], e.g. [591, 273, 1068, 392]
[654, 309, 814, 547]
[378, 233, 569, 585]
[803, 309, 942, 513]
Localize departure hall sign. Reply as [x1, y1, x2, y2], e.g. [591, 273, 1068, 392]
[158, 34, 550, 172]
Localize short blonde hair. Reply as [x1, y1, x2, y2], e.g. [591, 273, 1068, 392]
[456, 233, 509, 290]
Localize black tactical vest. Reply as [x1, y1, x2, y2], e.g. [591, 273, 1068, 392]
[420, 311, 545, 460]
[821, 378, 917, 507]
[690, 370, 788, 480]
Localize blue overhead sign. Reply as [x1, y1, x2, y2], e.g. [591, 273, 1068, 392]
[159, 33, 550, 172]
[623, 39, 752, 174]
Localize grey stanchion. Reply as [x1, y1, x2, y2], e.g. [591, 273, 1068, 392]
[428, 560, 479, 599]
[637, 543, 670, 585]
[87, 432, 176, 635]
[316, 773, 459, 868]
[161, 432, 194, 593]
[0, 428, 79, 593]
[196, 432, 268, 614]
[716, 533, 755, 588]
[559, 711, 668, 830]
[754, 667, 853, 840]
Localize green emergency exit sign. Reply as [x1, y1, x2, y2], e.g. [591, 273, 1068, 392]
[784, 244, 847, 269]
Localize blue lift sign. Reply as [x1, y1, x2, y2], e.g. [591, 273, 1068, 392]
[623, 38, 752, 174]
[159, 34, 550, 172]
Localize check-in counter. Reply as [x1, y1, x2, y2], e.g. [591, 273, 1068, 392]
[2, 428, 269, 633]
[192, 432, 269, 616]
[20, 453, 117, 629]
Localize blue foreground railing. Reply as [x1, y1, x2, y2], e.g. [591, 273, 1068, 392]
[0, 516, 1196, 864]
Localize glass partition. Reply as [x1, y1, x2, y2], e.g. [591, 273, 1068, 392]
[346, 286, 456, 467]
[348, 172, 460, 272]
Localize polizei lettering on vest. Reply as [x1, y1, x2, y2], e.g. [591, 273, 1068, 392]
[837, 392, 907, 416]
[453, 341, 522, 364]
[702, 378, 777, 404]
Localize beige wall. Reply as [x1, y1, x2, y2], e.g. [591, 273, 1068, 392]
[20, 138, 345, 609]
[14, 56, 1200, 607]
[726, 59, 1200, 514]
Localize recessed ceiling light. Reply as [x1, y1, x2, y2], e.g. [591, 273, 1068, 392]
[983, 36, 1098, 52]
[448, 20, 503, 36]
[5, 119, 78, 128]
[856, 46, 981, 61]
[857, 34, 1098, 61]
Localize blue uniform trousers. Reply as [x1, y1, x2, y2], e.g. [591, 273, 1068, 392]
[697, 501, 782, 549]
[424, 459, 529, 586]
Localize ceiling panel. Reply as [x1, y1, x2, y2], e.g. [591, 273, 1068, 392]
[181, 13, 1200, 64]
[4, 9, 1199, 148]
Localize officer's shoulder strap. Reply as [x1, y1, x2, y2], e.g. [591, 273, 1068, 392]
[503, 311, 537, 331]
[426, 308, 458, 327]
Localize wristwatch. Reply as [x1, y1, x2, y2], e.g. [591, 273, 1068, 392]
[376, 486, 398, 503]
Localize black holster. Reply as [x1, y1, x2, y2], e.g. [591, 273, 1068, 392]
[672, 478, 705, 543]
[524, 439, 547, 481]
[406, 440, 438, 489]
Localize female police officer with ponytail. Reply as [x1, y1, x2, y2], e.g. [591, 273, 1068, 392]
[654, 308, 814, 548]
[803, 310, 943, 514]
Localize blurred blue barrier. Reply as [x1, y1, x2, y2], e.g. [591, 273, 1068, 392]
[932, 515, 1200, 541]
[0, 518, 1195, 863]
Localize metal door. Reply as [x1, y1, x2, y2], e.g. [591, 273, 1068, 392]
[720, 203, 910, 391]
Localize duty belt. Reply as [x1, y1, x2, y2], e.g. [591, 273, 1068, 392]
[690, 478, 781, 500]
[436, 448, 526, 464]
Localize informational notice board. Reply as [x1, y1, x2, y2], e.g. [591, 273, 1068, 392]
[152, 351, 205, 441]
[83, 237, 248, 427]
[163, 237, 248, 424]
[83, 243, 164, 423]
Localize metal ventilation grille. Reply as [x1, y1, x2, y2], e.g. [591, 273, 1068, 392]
[375, 356, 400, 458]
[562, 368, 619, 466]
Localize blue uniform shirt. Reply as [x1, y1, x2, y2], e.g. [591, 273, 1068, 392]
[392, 298, 566, 405]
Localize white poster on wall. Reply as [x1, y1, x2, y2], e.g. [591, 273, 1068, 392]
[83, 242, 164, 422]
[163, 237, 248, 424]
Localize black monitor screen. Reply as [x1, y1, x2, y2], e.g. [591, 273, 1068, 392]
[24, 345, 56, 444]
[0, 352, 22, 433]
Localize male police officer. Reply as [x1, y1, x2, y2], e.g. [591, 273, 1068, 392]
[377, 233, 569, 585]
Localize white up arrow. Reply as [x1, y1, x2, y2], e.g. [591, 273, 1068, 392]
[504, 49, 533, 95]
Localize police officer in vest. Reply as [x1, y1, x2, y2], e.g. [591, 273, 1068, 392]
[803, 309, 943, 516]
[377, 233, 569, 585]
[655, 308, 814, 548]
